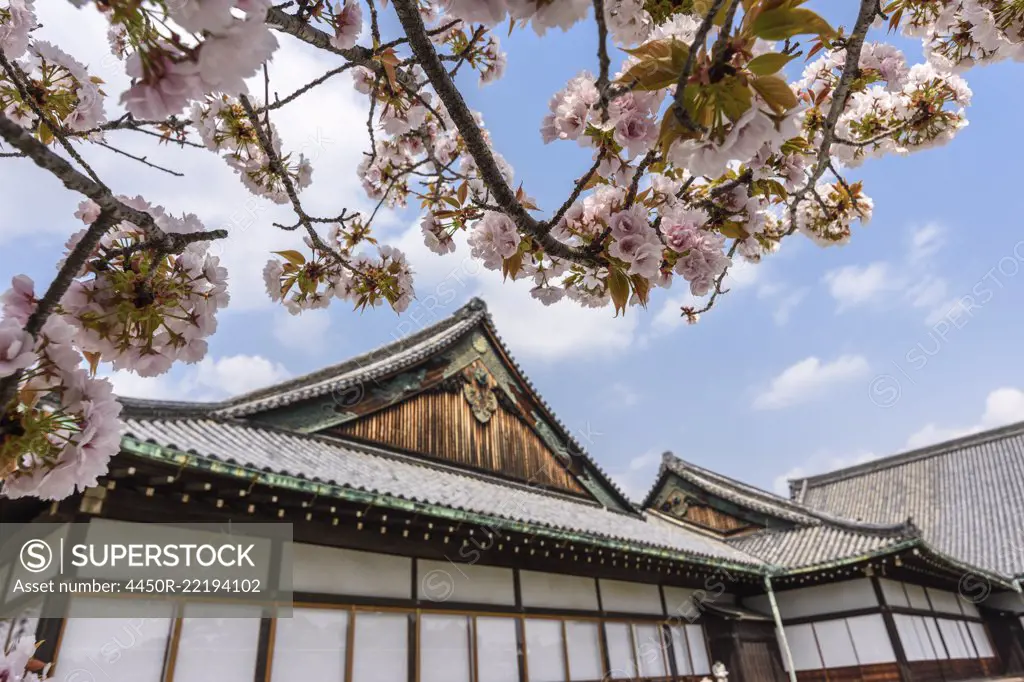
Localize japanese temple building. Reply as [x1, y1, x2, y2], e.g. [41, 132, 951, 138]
[2, 297, 1023, 682]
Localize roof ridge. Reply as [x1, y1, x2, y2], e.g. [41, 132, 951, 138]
[792, 418, 1024, 490]
[655, 452, 914, 533]
[214, 297, 487, 416]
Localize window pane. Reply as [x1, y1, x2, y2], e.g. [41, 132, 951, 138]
[938, 619, 967, 659]
[686, 624, 710, 674]
[968, 622, 994, 658]
[60, 599, 173, 682]
[895, 615, 924, 662]
[780, 624, 822, 671]
[525, 619, 565, 682]
[420, 614, 471, 682]
[174, 604, 262, 682]
[605, 623, 635, 679]
[913, 617, 937, 660]
[923, 618, 948, 659]
[957, 621, 977, 659]
[671, 626, 692, 675]
[633, 624, 667, 678]
[846, 615, 895, 664]
[812, 620, 858, 668]
[476, 617, 519, 682]
[565, 621, 602, 681]
[352, 612, 408, 682]
[271, 608, 347, 682]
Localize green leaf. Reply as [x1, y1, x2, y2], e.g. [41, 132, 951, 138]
[713, 77, 754, 122]
[751, 75, 798, 114]
[607, 268, 631, 316]
[747, 52, 798, 76]
[273, 250, 306, 266]
[751, 6, 836, 41]
[617, 39, 690, 91]
[719, 222, 750, 240]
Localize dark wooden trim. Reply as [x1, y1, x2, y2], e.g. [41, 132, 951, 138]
[888, 605, 983, 623]
[411, 557, 420, 606]
[516, 616, 528, 682]
[254, 617, 275, 682]
[513, 568, 523, 611]
[871, 575, 911, 682]
[408, 611, 418, 682]
[783, 607, 885, 626]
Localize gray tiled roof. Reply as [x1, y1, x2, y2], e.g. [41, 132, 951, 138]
[727, 524, 916, 570]
[790, 421, 1024, 578]
[652, 454, 819, 524]
[214, 300, 486, 418]
[119, 416, 762, 568]
[650, 454, 914, 534]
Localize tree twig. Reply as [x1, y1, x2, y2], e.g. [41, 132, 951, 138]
[92, 140, 184, 176]
[390, 0, 603, 268]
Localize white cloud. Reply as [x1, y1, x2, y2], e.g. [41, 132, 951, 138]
[105, 354, 291, 402]
[822, 263, 891, 310]
[905, 387, 1024, 449]
[652, 292, 700, 333]
[772, 451, 877, 496]
[272, 309, 332, 351]
[609, 449, 662, 502]
[753, 354, 870, 410]
[908, 223, 944, 264]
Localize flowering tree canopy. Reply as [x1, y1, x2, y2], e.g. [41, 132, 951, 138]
[0, 0, 1014, 501]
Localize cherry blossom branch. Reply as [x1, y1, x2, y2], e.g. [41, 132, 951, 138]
[788, 0, 880, 218]
[671, 0, 728, 132]
[0, 54, 105, 187]
[92, 140, 184, 176]
[0, 207, 119, 418]
[546, 152, 606, 231]
[390, 0, 603, 267]
[262, 63, 358, 112]
[592, 0, 612, 123]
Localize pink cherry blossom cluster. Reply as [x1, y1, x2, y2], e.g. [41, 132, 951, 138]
[191, 95, 313, 204]
[0, 39, 106, 135]
[892, 0, 1024, 72]
[0, 0, 35, 61]
[0, 638, 44, 682]
[263, 231, 416, 316]
[790, 181, 874, 247]
[438, 0, 592, 35]
[0, 277, 123, 500]
[468, 211, 521, 269]
[82, 0, 280, 120]
[62, 198, 229, 377]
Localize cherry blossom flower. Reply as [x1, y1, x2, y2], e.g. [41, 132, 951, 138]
[331, 1, 363, 51]
[0, 0, 35, 60]
[469, 211, 520, 270]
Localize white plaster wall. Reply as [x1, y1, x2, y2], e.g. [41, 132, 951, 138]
[519, 570, 599, 611]
[746, 579, 877, 619]
[417, 559, 515, 605]
[599, 578, 663, 615]
[291, 543, 411, 597]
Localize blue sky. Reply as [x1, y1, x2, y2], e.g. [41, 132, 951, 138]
[3, 3, 1024, 501]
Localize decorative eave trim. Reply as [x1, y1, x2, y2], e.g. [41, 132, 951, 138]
[118, 437, 764, 575]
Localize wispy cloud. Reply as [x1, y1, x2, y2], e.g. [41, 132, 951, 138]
[753, 354, 871, 411]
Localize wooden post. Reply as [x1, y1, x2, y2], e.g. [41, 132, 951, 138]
[764, 575, 797, 682]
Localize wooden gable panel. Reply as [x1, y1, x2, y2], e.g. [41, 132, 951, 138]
[656, 487, 765, 536]
[329, 388, 590, 497]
